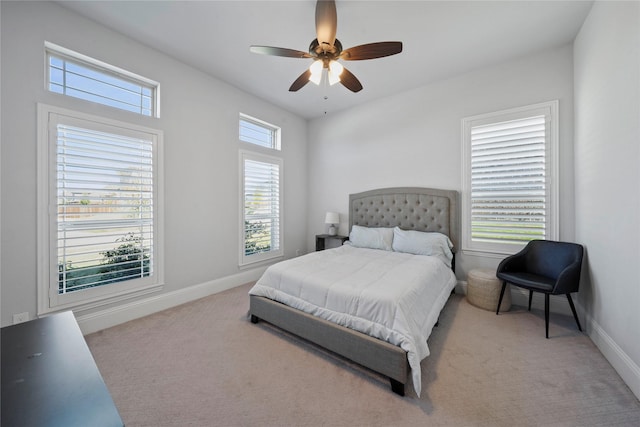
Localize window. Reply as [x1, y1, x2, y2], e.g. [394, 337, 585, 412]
[239, 114, 281, 150]
[239, 114, 283, 266]
[240, 151, 283, 266]
[37, 104, 164, 314]
[462, 101, 558, 255]
[46, 42, 159, 117]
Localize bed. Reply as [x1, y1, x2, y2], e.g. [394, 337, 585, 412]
[248, 187, 459, 396]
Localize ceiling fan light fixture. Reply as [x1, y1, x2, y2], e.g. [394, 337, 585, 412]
[328, 60, 343, 85]
[309, 60, 324, 85]
[251, 1, 402, 93]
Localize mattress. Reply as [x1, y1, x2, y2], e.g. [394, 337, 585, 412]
[248, 244, 457, 396]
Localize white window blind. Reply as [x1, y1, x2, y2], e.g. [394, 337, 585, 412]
[57, 124, 154, 294]
[38, 104, 164, 314]
[240, 151, 283, 265]
[239, 114, 280, 150]
[471, 116, 546, 243]
[46, 42, 158, 117]
[462, 101, 558, 254]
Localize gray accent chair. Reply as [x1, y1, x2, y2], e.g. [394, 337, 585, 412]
[496, 240, 584, 338]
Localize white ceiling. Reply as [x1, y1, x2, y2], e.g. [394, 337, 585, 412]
[57, 1, 593, 120]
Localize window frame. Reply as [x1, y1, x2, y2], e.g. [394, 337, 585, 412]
[239, 113, 281, 150]
[37, 103, 164, 315]
[45, 41, 160, 118]
[461, 100, 559, 256]
[239, 149, 284, 267]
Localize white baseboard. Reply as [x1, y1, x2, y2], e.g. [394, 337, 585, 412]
[510, 287, 576, 316]
[78, 275, 639, 401]
[585, 312, 640, 400]
[458, 280, 639, 400]
[76, 267, 266, 335]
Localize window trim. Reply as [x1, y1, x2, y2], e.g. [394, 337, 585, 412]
[239, 113, 281, 151]
[37, 103, 164, 315]
[45, 41, 160, 118]
[238, 149, 284, 267]
[461, 100, 559, 256]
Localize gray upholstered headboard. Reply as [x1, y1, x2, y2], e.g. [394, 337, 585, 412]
[349, 187, 459, 252]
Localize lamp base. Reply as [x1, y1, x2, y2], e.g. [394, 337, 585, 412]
[328, 224, 337, 236]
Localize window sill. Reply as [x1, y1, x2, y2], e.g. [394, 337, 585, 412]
[39, 283, 164, 318]
[239, 255, 284, 270]
[460, 248, 517, 259]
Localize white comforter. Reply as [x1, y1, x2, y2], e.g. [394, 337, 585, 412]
[248, 244, 457, 396]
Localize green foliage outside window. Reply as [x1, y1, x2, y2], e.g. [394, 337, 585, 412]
[245, 220, 271, 255]
[58, 232, 150, 294]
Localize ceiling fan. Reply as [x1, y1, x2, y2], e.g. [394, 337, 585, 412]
[250, 0, 403, 93]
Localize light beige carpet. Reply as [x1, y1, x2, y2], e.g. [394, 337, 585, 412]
[86, 283, 640, 426]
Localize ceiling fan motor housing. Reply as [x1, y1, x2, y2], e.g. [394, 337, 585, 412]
[250, 0, 402, 93]
[309, 38, 343, 59]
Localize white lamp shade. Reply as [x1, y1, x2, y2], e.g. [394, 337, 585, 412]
[309, 60, 323, 85]
[325, 212, 339, 224]
[328, 60, 343, 85]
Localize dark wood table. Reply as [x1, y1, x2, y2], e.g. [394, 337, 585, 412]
[1, 311, 124, 427]
[315, 234, 349, 251]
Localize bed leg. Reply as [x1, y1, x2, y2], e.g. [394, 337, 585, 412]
[250, 314, 259, 324]
[390, 379, 405, 396]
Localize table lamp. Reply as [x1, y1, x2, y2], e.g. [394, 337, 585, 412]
[325, 212, 339, 236]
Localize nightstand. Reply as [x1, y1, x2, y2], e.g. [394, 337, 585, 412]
[315, 234, 349, 251]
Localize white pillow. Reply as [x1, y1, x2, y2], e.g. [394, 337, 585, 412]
[348, 225, 394, 251]
[392, 227, 454, 266]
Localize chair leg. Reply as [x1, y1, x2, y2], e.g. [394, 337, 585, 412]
[545, 293, 550, 339]
[528, 290, 533, 311]
[566, 294, 583, 332]
[496, 281, 507, 315]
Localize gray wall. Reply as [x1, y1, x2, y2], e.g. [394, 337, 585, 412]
[1, 0, 638, 401]
[307, 44, 576, 280]
[306, 0, 640, 400]
[0, 1, 308, 327]
[574, 1, 640, 398]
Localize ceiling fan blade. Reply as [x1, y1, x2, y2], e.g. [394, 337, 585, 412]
[340, 42, 403, 60]
[289, 69, 312, 92]
[315, 0, 337, 49]
[339, 67, 363, 93]
[250, 46, 312, 58]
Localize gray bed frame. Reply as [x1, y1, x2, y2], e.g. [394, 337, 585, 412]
[249, 187, 459, 396]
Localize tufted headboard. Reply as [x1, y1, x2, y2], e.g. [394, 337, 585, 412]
[349, 187, 459, 252]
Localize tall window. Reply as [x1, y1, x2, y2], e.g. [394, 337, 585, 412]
[239, 113, 283, 266]
[462, 101, 558, 255]
[46, 42, 159, 117]
[38, 104, 164, 313]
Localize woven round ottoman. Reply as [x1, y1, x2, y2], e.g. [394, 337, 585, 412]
[467, 268, 511, 311]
